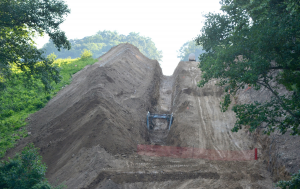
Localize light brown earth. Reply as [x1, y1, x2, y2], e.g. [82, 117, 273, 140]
[7, 43, 278, 188]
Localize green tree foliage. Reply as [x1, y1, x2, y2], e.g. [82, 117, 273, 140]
[80, 49, 93, 60]
[196, 0, 300, 135]
[0, 0, 71, 91]
[0, 143, 65, 189]
[276, 170, 300, 189]
[177, 40, 205, 61]
[42, 30, 163, 61]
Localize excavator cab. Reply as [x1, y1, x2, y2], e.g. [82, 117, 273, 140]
[188, 53, 196, 61]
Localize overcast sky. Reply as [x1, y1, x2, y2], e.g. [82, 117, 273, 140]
[35, 0, 221, 75]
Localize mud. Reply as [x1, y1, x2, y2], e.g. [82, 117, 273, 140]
[6, 43, 278, 188]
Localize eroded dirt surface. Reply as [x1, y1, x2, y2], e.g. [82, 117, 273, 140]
[148, 75, 174, 145]
[6, 44, 276, 188]
[236, 79, 300, 182]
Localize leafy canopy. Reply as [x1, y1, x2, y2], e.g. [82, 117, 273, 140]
[42, 30, 163, 61]
[80, 49, 93, 60]
[0, 0, 71, 91]
[196, 0, 300, 135]
[177, 40, 205, 62]
[0, 143, 65, 189]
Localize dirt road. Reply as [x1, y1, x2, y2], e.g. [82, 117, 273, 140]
[7, 43, 275, 188]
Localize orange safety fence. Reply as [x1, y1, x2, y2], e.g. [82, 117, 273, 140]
[137, 145, 257, 161]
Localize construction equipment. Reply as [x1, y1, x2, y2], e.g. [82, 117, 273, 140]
[188, 53, 196, 61]
[146, 112, 174, 130]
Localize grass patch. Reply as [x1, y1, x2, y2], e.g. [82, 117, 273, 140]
[0, 57, 98, 158]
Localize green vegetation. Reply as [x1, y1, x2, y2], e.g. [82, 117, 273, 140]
[197, 0, 299, 187]
[177, 40, 205, 61]
[0, 56, 97, 158]
[196, 0, 300, 135]
[0, 0, 71, 91]
[80, 49, 93, 60]
[42, 30, 163, 61]
[276, 170, 300, 189]
[0, 1, 72, 187]
[0, 143, 65, 189]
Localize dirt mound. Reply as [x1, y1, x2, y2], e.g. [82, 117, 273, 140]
[166, 61, 255, 151]
[7, 43, 276, 188]
[7, 43, 162, 187]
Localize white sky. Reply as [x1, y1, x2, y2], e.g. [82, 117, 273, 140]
[35, 0, 221, 75]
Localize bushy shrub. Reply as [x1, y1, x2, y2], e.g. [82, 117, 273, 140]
[1, 110, 14, 119]
[80, 49, 93, 59]
[47, 53, 57, 62]
[0, 143, 65, 189]
[276, 170, 300, 189]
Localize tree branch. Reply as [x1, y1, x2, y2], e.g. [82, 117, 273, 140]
[257, 79, 300, 123]
[269, 66, 300, 71]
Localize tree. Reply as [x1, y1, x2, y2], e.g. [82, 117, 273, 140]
[80, 49, 93, 60]
[0, 143, 65, 189]
[195, 0, 300, 135]
[0, 0, 71, 91]
[177, 40, 205, 61]
[42, 30, 163, 61]
[276, 170, 300, 189]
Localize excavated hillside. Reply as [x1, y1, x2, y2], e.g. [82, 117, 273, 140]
[8, 43, 278, 188]
[236, 78, 300, 182]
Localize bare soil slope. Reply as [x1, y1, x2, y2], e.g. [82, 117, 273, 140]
[167, 62, 255, 151]
[7, 44, 276, 188]
[236, 79, 300, 181]
[7, 43, 161, 188]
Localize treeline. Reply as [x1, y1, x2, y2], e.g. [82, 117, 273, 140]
[177, 40, 205, 62]
[42, 30, 163, 61]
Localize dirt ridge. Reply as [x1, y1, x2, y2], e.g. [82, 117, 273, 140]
[6, 43, 278, 188]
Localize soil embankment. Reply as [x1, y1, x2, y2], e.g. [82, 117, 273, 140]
[167, 62, 255, 152]
[236, 80, 300, 182]
[7, 43, 277, 188]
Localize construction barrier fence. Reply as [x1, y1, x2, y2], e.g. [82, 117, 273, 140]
[137, 145, 257, 161]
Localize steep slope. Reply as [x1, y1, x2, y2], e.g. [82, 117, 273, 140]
[236, 77, 300, 181]
[7, 44, 276, 188]
[167, 61, 255, 152]
[7, 43, 161, 188]
[83, 61, 273, 189]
